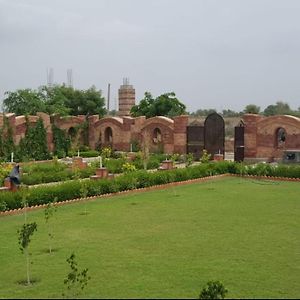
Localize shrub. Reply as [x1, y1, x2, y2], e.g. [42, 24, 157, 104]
[199, 280, 228, 299]
[0, 163, 14, 185]
[200, 149, 211, 163]
[122, 162, 136, 173]
[1, 161, 300, 212]
[104, 158, 126, 173]
[101, 147, 112, 159]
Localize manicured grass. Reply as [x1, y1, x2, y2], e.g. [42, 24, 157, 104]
[0, 177, 299, 299]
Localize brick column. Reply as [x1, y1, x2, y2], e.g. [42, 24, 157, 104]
[173, 115, 189, 154]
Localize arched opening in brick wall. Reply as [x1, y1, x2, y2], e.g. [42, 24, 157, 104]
[152, 128, 162, 144]
[104, 127, 113, 143]
[68, 127, 77, 142]
[275, 127, 286, 148]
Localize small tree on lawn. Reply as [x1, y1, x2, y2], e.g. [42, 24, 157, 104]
[199, 280, 228, 299]
[62, 252, 91, 298]
[17, 222, 37, 285]
[44, 200, 57, 254]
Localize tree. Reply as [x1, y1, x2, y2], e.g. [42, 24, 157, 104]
[39, 85, 71, 116]
[17, 222, 38, 285]
[3, 85, 107, 117]
[243, 104, 260, 114]
[3, 89, 46, 115]
[130, 92, 186, 118]
[16, 118, 50, 161]
[199, 280, 228, 299]
[62, 253, 91, 298]
[263, 101, 292, 116]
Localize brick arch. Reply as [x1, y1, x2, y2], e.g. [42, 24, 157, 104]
[244, 114, 300, 162]
[257, 115, 300, 135]
[141, 117, 175, 154]
[92, 117, 128, 151]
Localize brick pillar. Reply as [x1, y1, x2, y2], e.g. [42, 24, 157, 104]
[173, 115, 189, 154]
[243, 114, 263, 160]
[88, 115, 99, 150]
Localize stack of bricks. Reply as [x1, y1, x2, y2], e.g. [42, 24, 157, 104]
[0, 178, 17, 192]
[72, 157, 87, 170]
[158, 160, 175, 171]
[213, 154, 224, 161]
[90, 168, 114, 180]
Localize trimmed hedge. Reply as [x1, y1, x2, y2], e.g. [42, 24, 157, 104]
[0, 161, 300, 212]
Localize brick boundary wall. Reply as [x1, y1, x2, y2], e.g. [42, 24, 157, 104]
[1, 173, 299, 217]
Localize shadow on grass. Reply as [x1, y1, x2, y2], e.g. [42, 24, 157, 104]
[16, 278, 40, 286]
[38, 248, 60, 254]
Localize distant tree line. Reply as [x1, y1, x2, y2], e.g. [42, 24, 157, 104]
[190, 101, 300, 117]
[2, 85, 300, 119]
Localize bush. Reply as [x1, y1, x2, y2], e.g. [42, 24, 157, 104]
[69, 150, 100, 158]
[200, 149, 211, 163]
[104, 158, 126, 173]
[122, 162, 137, 173]
[199, 280, 228, 299]
[1, 161, 300, 212]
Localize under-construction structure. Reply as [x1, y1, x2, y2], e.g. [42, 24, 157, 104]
[46, 68, 54, 87]
[118, 78, 135, 116]
[67, 69, 73, 87]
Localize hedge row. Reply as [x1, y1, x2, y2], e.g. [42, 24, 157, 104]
[0, 162, 300, 212]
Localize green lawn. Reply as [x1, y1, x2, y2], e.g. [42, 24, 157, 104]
[0, 177, 299, 299]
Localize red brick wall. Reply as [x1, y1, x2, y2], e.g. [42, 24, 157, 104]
[243, 114, 300, 161]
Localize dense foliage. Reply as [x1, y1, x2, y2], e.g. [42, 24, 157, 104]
[130, 92, 186, 118]
[1, 161, 300, 212]
[16, 118, 50, 161]
[3, 85, 106, 117]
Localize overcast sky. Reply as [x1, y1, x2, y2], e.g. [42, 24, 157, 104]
[1, 0, 300, 113]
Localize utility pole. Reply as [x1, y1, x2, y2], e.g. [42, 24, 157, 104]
[107, 83, 111, 112]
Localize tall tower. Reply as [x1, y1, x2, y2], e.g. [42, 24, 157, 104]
[47, 68, 54, 87]
[67, 69, 73, 87]
[118, 78, 135, 116]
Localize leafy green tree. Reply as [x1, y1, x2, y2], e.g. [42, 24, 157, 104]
[16, 118, 50, 161]
[263, 101, 292, 116]
[199, 280, 228, 299]
[39, 85, 71, 116]
[18, 222, 38, 285]
[3, 89, 46, 115]
[3, 85, 106, 117]
[131, 92, 186, 118]
[52, 125, 71, 158]
[243, 104, 260, 114]
[62, 253, 91, 298]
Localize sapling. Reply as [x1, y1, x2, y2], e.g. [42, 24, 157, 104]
[44, 199, 57, 254]
[62, 252, 91, 298]
[17, 222, 37, 285]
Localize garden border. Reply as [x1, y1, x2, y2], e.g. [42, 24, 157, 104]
[1, 173, 299, 217]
